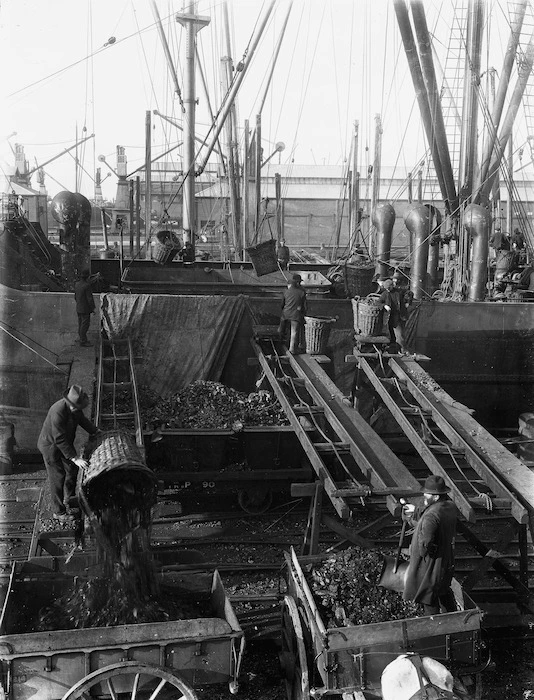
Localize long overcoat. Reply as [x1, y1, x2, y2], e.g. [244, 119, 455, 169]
[74, 279, 95, 314]
[403, 499, 457, 605]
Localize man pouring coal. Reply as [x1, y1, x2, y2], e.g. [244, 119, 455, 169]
[38, 385, 99, 523]
[402, 475, 458, 616]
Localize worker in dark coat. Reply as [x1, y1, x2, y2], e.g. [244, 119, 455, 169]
[402, 475, 457, 616]
[38, 385, 98, 522]
[277, 238, 290, 270]
[74, 269, 95, 347]
[279, 273, 307, 354]
[378, 278, 411, 355]
[179, 241, 195, 263]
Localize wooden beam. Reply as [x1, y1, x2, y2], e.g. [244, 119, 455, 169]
[462, 520, 518, 592]
[358, 357, 476, 523]
[291, 483, 422, 499]
[302, 483, 323, 556]
[290, 354, 421, 516]
[389, 358, 529, 524]
[251, 340, 350, 519]
[457, 520, 534, 613]
[321, 514, 375, 549]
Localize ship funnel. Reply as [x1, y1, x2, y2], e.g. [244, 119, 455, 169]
[405, 204, 431, 300]
[464, 203, 490, 302]
[372, 203, 396, 278]
[426, 205, 442, 294]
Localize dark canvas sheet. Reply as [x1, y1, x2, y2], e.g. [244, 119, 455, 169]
[101, 294, 245, 396]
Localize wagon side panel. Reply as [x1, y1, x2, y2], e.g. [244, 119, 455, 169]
[325, 610, 482, 694]
[8, 652, 86, 700]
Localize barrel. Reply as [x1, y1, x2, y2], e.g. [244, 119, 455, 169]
[81, 431, 157, 514]
[304, 316, 336, 354]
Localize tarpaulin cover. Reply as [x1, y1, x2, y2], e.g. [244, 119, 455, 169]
[101, 294, 245, 396]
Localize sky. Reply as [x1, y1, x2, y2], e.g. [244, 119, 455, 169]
[1, 0, 533, 202]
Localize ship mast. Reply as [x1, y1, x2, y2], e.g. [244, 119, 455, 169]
[176, 2, 210, 251]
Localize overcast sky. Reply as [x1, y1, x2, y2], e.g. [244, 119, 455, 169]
[1, 0, 532, 201]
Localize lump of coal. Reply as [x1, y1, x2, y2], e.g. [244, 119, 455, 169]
[307, 547, 421, 627]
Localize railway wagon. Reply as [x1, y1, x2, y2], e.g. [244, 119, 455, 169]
[146, 425, 311, 514]
[0, 561, 244, 699]
[281, 547, 484, 699]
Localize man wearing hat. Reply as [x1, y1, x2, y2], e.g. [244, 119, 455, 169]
[74, 269, 96, 347]
[279, 273, 307, 354]
[402, 475, 457, 616]
[378, 277, 412, 355]
[276, 238, 290, 270]
[38, 385, 98, 522]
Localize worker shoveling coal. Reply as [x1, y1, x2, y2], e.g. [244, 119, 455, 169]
[37, 430, 205, 630]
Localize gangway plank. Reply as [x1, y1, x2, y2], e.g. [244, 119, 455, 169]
[358, 356, 477, 523]
[251, 340, 421, 520]
[292, 353, 421, 500]
[389, 358, 530, 526]
[252, 340, 351, 519]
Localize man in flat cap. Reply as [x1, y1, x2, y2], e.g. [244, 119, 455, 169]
[279, 273, 307, 354]
[38, 385, 98, 522]
[402, 475, 457, 615]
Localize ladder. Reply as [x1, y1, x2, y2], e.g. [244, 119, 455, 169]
[439, 0, 469, 190]
[95, 337, 144, 449]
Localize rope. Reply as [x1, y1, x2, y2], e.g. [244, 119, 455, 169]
[389, 377, 493, 512]
[267, 340, 362, 487]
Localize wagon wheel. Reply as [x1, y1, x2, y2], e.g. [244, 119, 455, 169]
[62, 661, 198, 700]
[237, 488, 273, 514]
[280, 595, 310, 700]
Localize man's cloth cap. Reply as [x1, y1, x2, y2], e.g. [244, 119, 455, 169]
[64, 385, 89, 410]
[422, 475, 450, 494]
[378, 274, 391, 282]
[292, 273, 302, 283]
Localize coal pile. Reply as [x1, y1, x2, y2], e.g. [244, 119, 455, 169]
[36, 577, 209, 630]
[142, 381, 289, 429]
[307, 547, 421, 627]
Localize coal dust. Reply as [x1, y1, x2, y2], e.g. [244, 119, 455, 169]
[37, 468, 208, 630]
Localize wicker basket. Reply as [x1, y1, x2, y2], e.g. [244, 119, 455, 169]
[151, 230, 182, 265]
[82, 430, 157, 512]
[344, 263, 375, 297]
[83, 431, 152, 484]
[304, 316, 336, 355]
[246, 239, 279, 276]
[351, 295, 384, 336]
